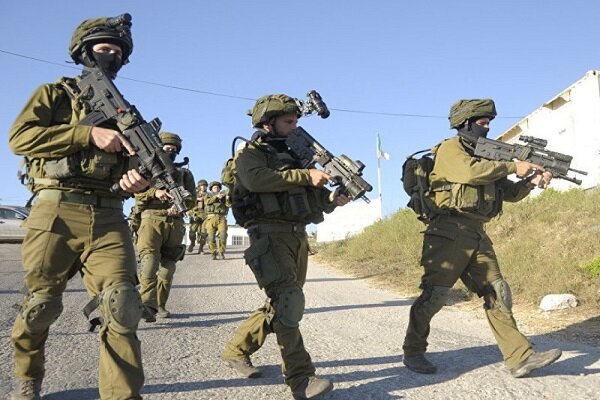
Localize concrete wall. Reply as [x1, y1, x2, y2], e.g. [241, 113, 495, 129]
[497, 70, 600, 190]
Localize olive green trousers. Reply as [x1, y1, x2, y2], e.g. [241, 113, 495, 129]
[223, 229, 316, 390]
[136, 213, 185, 310]
[204, 214, 227, 254]
[11, 198, 143, 399]
[403, 216, 533, 369]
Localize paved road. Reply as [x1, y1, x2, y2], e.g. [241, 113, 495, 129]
[0, 243, 598, 399]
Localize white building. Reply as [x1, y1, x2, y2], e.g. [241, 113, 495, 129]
[497, 70, 599, 190]
[316, 196, 382, 242]
[183, 224, 249, 247]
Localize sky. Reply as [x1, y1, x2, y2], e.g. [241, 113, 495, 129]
[1, 1, 598, 217]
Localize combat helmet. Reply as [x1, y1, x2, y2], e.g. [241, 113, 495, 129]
[448, 99, 497, 129]
[209, 181, 222, 190]
[69, 13, 133, 65]
[159, 131, 182, 154]
[197, 179, 208, 187]
[248, 94, 301, 128]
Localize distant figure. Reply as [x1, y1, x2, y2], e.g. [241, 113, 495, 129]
[221, 94, 349, 399]
[402, 98, 561, 378]
[187, 179, 209, 254]
[8, 14, 148, 399]
[204, 181, 230, 260]
[134, 132, 195, 321]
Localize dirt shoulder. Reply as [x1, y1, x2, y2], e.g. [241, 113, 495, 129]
[318, 258, 600, 348]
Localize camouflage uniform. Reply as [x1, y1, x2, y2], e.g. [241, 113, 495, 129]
[134, 132, 195, 316]
[403, 99, 561, 376]
[204, 182, 230, 258]
[222, 94, 338, 394]
[8, 14, 144, 399]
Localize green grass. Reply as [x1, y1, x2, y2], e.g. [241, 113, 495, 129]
[315, 188, 600, 306]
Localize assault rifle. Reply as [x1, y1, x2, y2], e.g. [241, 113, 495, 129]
[70, 66, 192, 213]
[286, 127, 373, 202]
[474, 135, 587, 185]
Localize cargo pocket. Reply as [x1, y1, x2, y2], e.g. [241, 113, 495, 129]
[424, 226, 456, 241]
[25, 204, 58, 232]
[22, 203, 61, 277]
[243, 236, 280, 289]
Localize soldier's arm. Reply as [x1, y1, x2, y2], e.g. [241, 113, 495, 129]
[499, 178, 533, 202]
[235, 147, 310, 192]
[9, 83, 92, 158]
[183, 170, 197, 210]
[435, 139, 517, 186]
[133, 186, 157, 203]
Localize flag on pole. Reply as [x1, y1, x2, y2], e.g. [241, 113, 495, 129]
[376, 133, 390, 160]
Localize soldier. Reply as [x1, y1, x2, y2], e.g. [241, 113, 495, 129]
[222, 94, 349, 399]
[402, 99, 561, 378]
[204, 181, 230, 260]
[135, 132, 196, 321]
[187, 179, 209, 254]
[128, 204, 142, 240]
[8, 14, 147, 399]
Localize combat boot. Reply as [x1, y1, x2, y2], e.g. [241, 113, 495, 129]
[510, 348, 562, 378]
[403, 354, 437, 374]
[157, 306, 171, 319]
[224, 356, 262, 378]
[292, 376, 333, 400]
[187, 243, 194, 253]
[219, 252, 226, 260]
[212, 253, 217, 260]
[142, 305, 157, 323]
[198, 246, 204, 254]
[10, 378, 42, 400]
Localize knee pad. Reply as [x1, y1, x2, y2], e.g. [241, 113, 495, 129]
[485, 279, 513, 315]
[416, 285, 450, 317]
[139, 253, 160, 279]
[157, 260, 176, 281]
[21, 292, 63, 334]
[273, 286, 305, 328]
[100, 282, 143, 334]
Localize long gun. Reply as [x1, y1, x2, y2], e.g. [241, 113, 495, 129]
[70, 67, 191, 213]
[474, 135, 587, 185]
[286, 127, 373, 202]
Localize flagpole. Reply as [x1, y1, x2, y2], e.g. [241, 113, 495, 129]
[377, 155, 383, 219]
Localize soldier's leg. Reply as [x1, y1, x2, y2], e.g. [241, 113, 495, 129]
[136, 218, 164, 311]
[198, 226, 207, 254]
[82, 208, 143, 399]
[187, 222, 197, 252]
[157, 221, 185, 310]
[11, 199, 81, 385]
[403, 222, 474, 357]
[223, 301, 274, 359]
[268, 233, 316, 390]
[206, 218, 217, 257]
[218, 217, 228, 255]
[463, 234, 533, 369]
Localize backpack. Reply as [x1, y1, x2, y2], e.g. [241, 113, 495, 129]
[401, 148, 436, 223]
[220, 136, 252, 226]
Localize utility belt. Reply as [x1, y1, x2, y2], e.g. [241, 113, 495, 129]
[37, 189, 123, 210]
[141, 209, 183, 222]
[431, 213, 485, 230]
[206, 212, 227, 217]
[247, 223, 306, 234]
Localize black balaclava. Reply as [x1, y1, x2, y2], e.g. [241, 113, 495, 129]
[457, 119, 490, 145]
[91, 50, 123, 79]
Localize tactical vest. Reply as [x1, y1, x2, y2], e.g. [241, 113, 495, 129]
[430, 138, 504, 220]
[205, 193, 229, 215]
[230, 137, 326, 227]
[21, 77, 132, 195]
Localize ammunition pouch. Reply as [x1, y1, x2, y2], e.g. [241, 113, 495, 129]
[243, 234, 280, 289]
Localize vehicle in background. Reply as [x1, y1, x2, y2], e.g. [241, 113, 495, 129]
[0, 205, 29, 242]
